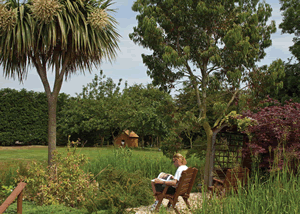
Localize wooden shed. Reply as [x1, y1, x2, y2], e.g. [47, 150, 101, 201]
[115, 130, 139, 147]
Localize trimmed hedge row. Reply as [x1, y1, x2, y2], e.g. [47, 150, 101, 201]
[0, 88, 68, 146]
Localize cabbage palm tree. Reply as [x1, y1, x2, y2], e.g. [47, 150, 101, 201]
[0, 0, 120, 165]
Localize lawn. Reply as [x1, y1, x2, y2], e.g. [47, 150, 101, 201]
[0, 146, 203, 213]
[1, 146, 300, 213]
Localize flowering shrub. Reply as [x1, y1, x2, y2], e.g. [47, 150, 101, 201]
[16, 140, 98, 207]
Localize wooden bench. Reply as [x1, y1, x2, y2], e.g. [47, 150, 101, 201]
[154, 167, 198, 214]
[208, 167, 249, 197]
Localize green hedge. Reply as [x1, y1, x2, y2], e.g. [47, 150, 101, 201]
[0, 88, 69, 146]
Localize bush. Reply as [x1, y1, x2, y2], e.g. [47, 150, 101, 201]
[85, 167, 153, 213]
[242, 98, 300, 171]
[15, 141, 98, 208]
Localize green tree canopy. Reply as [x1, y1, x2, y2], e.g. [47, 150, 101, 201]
[58, 71, 123, 146]
[122, 83, 175, 147]
[130, 0, 284, 186]
[280, 0, 300, 61]
[0, 0, 120, 164]
[267, 62, 300, 103]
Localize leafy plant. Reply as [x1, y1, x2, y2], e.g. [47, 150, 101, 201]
[85, 167, 153, 213]
[241, 97, 300, 171]
[15, 139, 98, 207]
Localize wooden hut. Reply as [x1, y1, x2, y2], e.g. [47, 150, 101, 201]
[115, 130, 139, 147]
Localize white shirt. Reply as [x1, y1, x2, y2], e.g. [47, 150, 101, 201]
[174, 165, 188, 181]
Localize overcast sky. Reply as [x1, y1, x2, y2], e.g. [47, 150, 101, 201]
[0, 0, 295, 97]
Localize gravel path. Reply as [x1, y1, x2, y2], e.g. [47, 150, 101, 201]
[126, 193, 204, 214]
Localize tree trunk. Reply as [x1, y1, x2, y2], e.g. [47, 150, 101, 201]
[203, 121, 213, 188]
[151, 136, 153, 147]
[141, 136, 144, 147]
[47, 95, 57, 166]
[100, 136, 104, 147]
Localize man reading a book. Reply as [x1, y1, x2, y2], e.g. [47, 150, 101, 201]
[150, 153, 188, 211]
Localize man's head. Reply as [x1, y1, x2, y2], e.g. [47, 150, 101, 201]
[172, 153, 187, 167]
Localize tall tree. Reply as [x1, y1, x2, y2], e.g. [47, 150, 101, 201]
[0, 0, 120, 165]
[267, 62, 300, 103]
[130, 0, 284, 186]
[268, 0, 300, 104]
[59, 71, 124, 145]
[280, 0, 300, 61]
[122, 84, 175, 147]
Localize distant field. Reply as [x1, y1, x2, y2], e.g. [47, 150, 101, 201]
[0, 145, 111, 163]
[0, 146, 201, 182]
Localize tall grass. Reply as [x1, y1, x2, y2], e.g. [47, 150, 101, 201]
[197, 166, 300, 213]
[85, 147, 205, 180]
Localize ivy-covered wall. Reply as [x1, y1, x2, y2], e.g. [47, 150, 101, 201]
[0, 88, 69, 146]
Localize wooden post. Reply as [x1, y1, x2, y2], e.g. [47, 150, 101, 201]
[0, 182, 26, 214]
[17, 190, 23, 214]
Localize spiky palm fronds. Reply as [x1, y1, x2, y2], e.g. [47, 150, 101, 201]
[0, 0, 120, 81]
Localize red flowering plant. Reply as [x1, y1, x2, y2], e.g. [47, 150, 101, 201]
[241, 97, 300, 172]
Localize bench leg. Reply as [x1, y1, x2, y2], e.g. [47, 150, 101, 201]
[183, 197, 191, 209]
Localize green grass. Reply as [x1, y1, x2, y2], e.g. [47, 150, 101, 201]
[3, 201, 91, 214]
[195, 167, 300, 214]
[0, 146, 204, 214]
[3, 146, 299, 213]
[0, 146, 204, 181]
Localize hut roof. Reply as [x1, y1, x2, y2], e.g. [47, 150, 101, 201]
[124, 130, 139, 138]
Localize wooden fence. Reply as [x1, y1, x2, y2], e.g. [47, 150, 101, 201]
[0, 182, 27, 214]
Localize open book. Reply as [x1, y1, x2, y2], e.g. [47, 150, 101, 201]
[151, 172, 174, 182]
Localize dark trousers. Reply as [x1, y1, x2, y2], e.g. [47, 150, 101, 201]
[155, 184, 176, 195]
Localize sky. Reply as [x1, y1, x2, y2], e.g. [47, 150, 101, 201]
[0, 0, 295, 97]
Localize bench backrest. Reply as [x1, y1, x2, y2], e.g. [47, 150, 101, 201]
[224, 167, 249, 191]
[175, 167, 198, 196]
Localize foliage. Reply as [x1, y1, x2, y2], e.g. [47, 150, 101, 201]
[186, 135, 207, 160]
[160, 130, 183, 159]
[0, 146, 205, 212]
[0, 88, 69, 146]
[85, 167, 153, 213]
[58, 70, 126, 145]
[3, 201, 90, 214]
[199, 168, 300, 213]
[15, 140, 98, 207]
[280, 0, 300, 61]
[241, 97, 300, 170]
[59, 74, 176, 147]
[0, 0, 120, 164]
[268, 62, 300, 103]
[122, 83, 176, 147]
[0, 184, 14, 204]
[130, 0, 284, 185]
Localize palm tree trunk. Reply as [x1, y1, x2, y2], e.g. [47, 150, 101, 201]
[48, 95, 57, 166]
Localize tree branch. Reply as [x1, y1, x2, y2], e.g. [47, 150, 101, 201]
[33, 54, 52, 98]
[185, 62, 202, 118]
[213, 84, 249, 128]
[53, 52, 70, 97]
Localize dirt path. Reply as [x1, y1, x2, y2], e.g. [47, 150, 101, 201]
[126, 193, 204, 214]
[0, 146, 47, 150]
